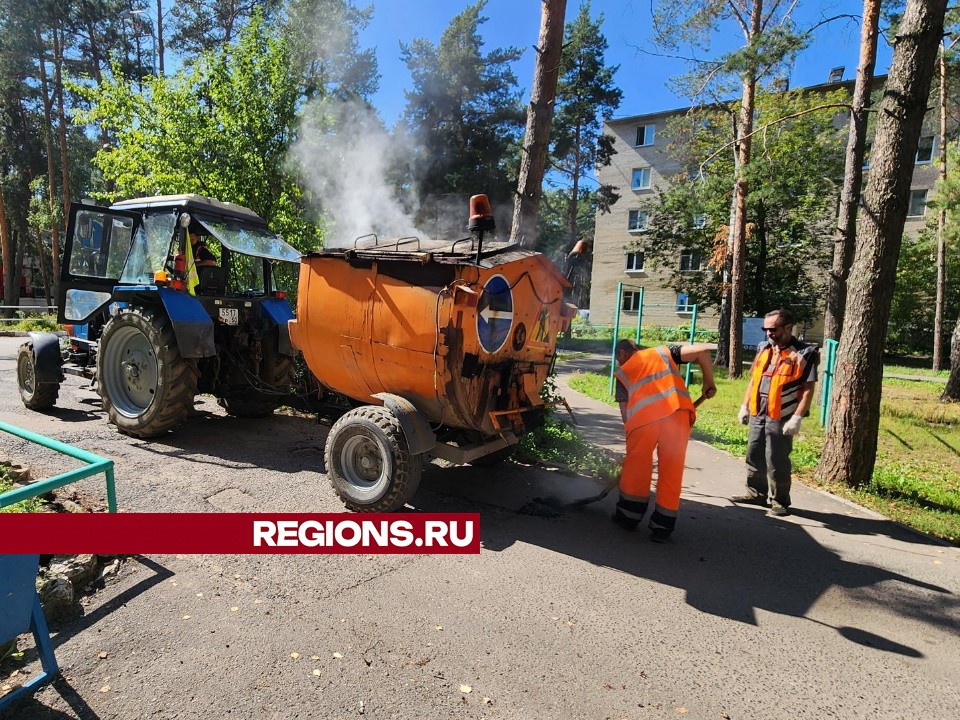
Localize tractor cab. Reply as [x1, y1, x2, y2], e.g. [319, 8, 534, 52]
[17, 195, 303, 438]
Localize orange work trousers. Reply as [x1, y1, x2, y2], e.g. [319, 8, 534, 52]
[620, 410, 693, 515]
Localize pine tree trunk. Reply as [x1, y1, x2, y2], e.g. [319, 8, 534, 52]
[54, 22, 71, 224]
[933, 44, 948, 370]
[510, 0, 567, 247]
[0, 186, 15, 315]
[36, 32, 61, 295]
[823, 0, 881, 342]
[727, 75, 757, 376]
[817, 0, 947, 487]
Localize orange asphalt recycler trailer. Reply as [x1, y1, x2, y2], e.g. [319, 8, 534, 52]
[289, 195, 578, 512]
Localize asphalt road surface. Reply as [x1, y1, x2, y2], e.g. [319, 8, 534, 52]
[1, 335, 959, 719]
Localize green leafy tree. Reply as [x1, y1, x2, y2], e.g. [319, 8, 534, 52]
[400, 1, 524, 234]
[77, 13, 320, 253]
[638, 87, 847, 322]
[652, 0, 808, 374]
[888, 229, 960, 355]
[548, 2, 622, 256]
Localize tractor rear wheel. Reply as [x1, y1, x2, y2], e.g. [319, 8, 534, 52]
[17, 342, 60, 411]
[98, 307, 198, 438]
[325, 405, 422, 512]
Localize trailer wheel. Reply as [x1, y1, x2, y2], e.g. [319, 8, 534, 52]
[221, 330, 296, 418]
[98, 307, 199, 438]
[325, 405, 422, 512]
[17, 342, 60, 411]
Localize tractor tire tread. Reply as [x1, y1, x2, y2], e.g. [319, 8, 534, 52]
[17, 342, 60, 411]
[99, 307, 199, 438]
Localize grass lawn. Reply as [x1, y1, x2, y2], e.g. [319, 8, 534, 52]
[567, 365, 960, 545]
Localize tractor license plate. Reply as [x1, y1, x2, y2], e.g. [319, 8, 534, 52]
[219, 308, 239, 326]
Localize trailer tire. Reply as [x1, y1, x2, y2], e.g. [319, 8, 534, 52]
[98, 307, 199, 438]
[325, 405, 422, 512]
[17, 342, 60, 411]
[221, 331, 296, 418]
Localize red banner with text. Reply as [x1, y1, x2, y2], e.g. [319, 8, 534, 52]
[0, 513, 481, 554]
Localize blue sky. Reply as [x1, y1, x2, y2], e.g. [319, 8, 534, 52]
[358, 0, 893, 127]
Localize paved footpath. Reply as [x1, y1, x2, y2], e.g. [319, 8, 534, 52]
[554, 353, 960, 712]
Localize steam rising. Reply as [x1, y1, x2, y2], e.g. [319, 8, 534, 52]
[292, 99, 427, 248]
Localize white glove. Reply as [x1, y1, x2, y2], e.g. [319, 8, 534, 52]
[738, 404, 750, 425]
[782, 415, 802, 436]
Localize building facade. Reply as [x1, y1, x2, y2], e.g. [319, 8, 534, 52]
[588, 73, 940, 338]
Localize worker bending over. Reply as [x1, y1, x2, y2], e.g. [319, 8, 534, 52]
[613, 340, 717, 542]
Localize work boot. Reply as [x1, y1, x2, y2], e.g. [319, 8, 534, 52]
[649, 528, 672, 544]
[768, 501, 790, 517]
[731, 493, 769, 507]
[611, 509, 639, 531]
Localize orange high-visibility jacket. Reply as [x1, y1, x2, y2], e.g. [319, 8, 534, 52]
[748, 342, 813, 420]
[615, 346, 695, 435]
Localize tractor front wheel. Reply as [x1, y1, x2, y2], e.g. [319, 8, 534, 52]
[98, 308, 198, 438]
[17, 342, 60, 411]
[324, 405, 422, 512]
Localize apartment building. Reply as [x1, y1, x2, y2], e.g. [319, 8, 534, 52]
[588, 71, 941, 334]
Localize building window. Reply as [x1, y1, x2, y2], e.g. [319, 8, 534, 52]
[622, 290, 642, 312]
[676, 292, 691, 313]
[635, 124, 655, 147]
[916, 136, 935, 164]
[628, 210, 648, 232]
[692, 214, 707, 229]
[908, 189, 928, 217]
[626, 251, 645, 272]
[679, 249, 704, 272]
[631, 168, 651, 190]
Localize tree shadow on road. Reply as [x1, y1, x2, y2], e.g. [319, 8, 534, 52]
[413, 462, 958, 659]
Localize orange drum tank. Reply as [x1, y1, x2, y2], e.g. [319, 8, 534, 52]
[288, 195, 579, 512]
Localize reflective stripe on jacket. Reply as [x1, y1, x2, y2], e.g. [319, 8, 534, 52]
[748, 342, 813, 420]
[615, 346, 695, 435]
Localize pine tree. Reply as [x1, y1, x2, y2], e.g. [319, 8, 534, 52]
[817, 0, 947, 487]
[547, 2, 622, 257]
[400, 1, 524, 235]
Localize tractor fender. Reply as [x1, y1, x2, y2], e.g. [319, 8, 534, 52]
[27, 332, 64, 383]
[112, 286, 215, 358]
[371, 393, 437, 456]
[260, 297, 295, 356]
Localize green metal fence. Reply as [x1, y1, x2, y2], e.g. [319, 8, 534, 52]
[607, 281, 700, 393]
[0, 420, 116, 512]
[819, 339, 839, 427]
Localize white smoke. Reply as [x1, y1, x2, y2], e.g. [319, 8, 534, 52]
[291, 98, 428, 248]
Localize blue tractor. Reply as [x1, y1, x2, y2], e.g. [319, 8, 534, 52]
[16, 195, 302, 438]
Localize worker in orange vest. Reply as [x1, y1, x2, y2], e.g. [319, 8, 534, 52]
[613, 339, 717, 542]
[732, 308, 818, 516]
